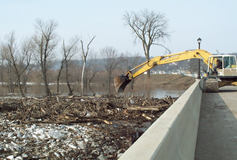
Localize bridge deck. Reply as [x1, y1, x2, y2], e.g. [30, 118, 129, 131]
[195, 86, 237, 160]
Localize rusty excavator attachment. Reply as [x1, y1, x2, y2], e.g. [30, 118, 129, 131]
[114, 75, 131, 93]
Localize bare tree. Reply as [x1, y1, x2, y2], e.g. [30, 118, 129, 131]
[19, 38, 35, 94]
[0, 44, 14, 93]
[101, 47, 120, 95]
[1, 33, 33, 96]
[124, 9, 169, 77]
[56, 38, 78, 95]
[33, 19, 58, 96]
[80, 36, 95, 96]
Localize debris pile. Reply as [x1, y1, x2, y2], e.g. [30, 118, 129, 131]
[0, 96, 176, 159]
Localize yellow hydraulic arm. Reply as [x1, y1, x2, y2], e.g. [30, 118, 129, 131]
[114, 49, 214, 92]
[127, 49, 212, 79]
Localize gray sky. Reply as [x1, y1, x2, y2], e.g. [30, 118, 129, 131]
[0, 0, 237, 57]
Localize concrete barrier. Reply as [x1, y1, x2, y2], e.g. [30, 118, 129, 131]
[119, 80, 202, 160]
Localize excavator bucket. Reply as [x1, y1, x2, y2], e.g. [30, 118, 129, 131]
[114, 75, 131, 93]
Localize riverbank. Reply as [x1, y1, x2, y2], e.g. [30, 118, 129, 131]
[121, 74, 195, 97]
[134, 74, 195, 90]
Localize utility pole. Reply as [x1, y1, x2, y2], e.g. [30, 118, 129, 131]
[197, 37, 202, 79]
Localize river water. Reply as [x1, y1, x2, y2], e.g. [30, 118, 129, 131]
[152, 89, 185, 98]
[114, 89, 185, 99]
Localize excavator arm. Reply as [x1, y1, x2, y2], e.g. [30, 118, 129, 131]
[114, 49, 213, 92]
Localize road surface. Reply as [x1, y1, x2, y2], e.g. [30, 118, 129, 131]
[195, 86, 237, 160]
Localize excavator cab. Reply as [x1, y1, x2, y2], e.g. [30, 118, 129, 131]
[204, 55, 237, 92]
[207, 55, 237, 77]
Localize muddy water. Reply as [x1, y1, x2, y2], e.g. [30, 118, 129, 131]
[117, 89, 185, 99]
[1, 88, 184, 99]
[152, 89, 184, 98]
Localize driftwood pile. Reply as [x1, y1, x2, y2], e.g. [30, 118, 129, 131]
[1, 96, 176, 124]
[0, 96, 176, 159]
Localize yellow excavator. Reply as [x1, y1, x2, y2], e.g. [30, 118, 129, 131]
[114, 49, 237, 92]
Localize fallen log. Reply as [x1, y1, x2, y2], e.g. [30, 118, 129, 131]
[126, 105, 165, 111]
[21, 117, 113, 125]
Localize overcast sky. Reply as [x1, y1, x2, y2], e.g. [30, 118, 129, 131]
[0, 0, 237, 57]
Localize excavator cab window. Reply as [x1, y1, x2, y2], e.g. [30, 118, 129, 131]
[223, 56, 236, 68]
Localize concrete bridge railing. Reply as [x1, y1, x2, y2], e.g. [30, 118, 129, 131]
[119, 80, 202, 160]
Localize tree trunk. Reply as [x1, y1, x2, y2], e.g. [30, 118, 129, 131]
[65, 61, 73, 95]
[145, 52, 151, 78]
[56, 79, 60, 94]
[88, 72, 97, 96]
[144, 52, 151, 97]
[23, 75, 27, 94]
[8, 64, 14, 93]
[108, 69, 112, 95]
[85, 72, 88, 94]
[108, 78, 111, 95]
[11, 58, 26, 97]
[43, 74, 51, 96]
[42, 66, 51, 97]
[147, 70, 151, 78]
[16, 72, 25, 97]
[16, 74, 25, 97]
[81, 60, 86, 96]
[56, 61, 64, 94]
